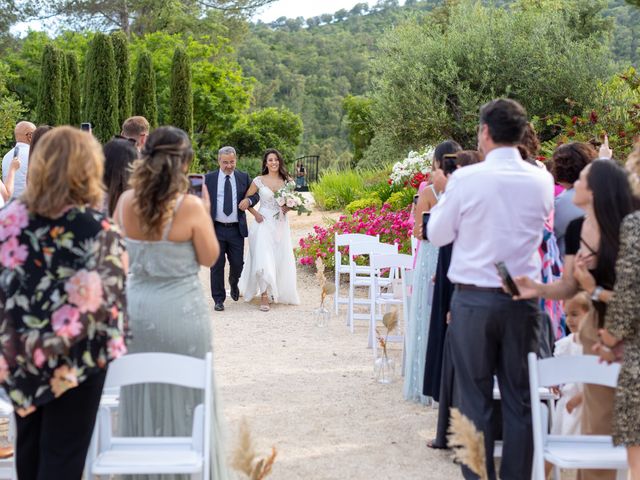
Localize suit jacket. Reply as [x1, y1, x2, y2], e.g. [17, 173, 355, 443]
[205, 169, 259, 238]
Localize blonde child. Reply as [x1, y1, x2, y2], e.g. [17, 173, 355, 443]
[551, 292, 591, 435]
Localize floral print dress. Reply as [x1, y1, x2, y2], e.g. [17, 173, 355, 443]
[0, 200, 128, 416]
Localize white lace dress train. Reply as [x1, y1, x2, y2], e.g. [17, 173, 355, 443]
[239, 177, 300, 305]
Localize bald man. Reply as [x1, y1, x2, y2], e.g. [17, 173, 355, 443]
[2, 121, 35, 197]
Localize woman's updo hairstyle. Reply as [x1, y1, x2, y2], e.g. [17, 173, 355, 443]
[130, 126, 194, 237]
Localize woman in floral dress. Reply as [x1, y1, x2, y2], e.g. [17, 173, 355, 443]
[0, 127, 128, 480]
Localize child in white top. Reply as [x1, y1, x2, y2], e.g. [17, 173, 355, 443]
[551, 292, 590, 435]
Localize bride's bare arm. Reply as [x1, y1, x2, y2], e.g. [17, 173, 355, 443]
[247, 206, 264, 223]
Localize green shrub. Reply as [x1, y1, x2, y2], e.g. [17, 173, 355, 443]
[385, 189, 415, 211]
[311, 170, 365, 210]
[345, 194, 382, 214]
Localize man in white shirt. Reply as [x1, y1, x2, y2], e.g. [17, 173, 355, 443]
[427, 99, 554, 480]
[2, 121, 35, 198]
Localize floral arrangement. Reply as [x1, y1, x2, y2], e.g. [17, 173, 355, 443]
[447, 408, 488, 480]
[376, 309, 398, 361]
[274, 181, 312, 218]
[296, 204, 413, 269]
[388, 147, 434, 187]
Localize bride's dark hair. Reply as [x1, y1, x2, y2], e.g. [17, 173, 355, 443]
[261, 148, 290, 181]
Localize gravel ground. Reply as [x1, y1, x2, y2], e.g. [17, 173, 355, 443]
[203, 210, 460, 480]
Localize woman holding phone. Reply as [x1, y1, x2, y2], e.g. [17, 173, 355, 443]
[114, 126, 230, 480]
[403, 140, 460, 405]
[514, 159, 635, 480]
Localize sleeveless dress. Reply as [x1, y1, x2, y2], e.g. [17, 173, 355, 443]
[403, 185, 439, 404]
[239, 177, 300, 305]
[117, 196, 230, 480]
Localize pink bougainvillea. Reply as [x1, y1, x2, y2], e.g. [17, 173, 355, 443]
[296, 204, 413, 269]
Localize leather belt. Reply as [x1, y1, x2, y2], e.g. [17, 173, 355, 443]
[214, 221, 239, 228]
[455, 283, 505, 294]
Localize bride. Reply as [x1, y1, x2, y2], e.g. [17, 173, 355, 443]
[239, 148, 300, 311]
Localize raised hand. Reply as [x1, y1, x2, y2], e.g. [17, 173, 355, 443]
[200, 185, 212, 213]
[598, 134, 612, 159]
[10, 156, 20, 171]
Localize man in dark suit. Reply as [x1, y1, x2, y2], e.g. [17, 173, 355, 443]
[205, 146, 259, 312]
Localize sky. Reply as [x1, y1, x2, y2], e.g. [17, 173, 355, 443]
[254, 0, 374, 23]
[10, 0, 396, 35]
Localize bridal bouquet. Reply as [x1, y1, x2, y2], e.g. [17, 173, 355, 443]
[274, 181, 312, 218]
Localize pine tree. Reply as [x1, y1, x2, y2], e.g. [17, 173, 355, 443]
[111, 30, 132, 128]
[59, 53, 70, 125]
[83, 33, 119, 143]
[133, 51, 158, 128]
[36, 45, 63, 126]
[66, 52, 82, 127]
[169, 47, 193, 137]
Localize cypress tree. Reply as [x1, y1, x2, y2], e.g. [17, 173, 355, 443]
[36, 44, 63, 126]
[59, 53, 70, 124]
[111, 30, 132, 128]
[133, 52, 158, 128]
[84, 33, 119, 143]
[169, 47, 193, 138]
[66, 52, 81, 126]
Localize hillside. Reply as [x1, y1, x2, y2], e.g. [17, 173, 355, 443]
[237, 0, 639, 160]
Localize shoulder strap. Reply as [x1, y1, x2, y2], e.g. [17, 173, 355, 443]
[162, 195, 185, 241]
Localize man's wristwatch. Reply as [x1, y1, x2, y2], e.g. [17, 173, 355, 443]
[591, 286, 604, 302]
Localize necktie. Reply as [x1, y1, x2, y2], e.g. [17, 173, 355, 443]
[223, 175, 233, 216]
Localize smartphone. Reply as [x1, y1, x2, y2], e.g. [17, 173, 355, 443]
[495, 261, 520, 296]
[188, 174, 205, 198]
[421, 212, 430, 241]
[80, 122, 92, 132]
[413, 194, 419, 205]
[13, 145, 20, 159]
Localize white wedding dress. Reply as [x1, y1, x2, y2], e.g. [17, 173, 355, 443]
[239, 177, 300, 305]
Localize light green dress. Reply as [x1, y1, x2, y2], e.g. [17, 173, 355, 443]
[118, 196, 230, 480]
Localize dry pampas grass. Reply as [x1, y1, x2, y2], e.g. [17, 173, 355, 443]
[375, 308, 399, 359]
[447, 408, 488, 480]
[231, 419, 277, 480]
[315, 257, 335, 308]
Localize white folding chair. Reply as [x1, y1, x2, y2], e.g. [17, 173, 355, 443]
[86, 352, 212, 480]
[370, 254, 413, 369]
[528, 353, 627, 480]
[334, 233, 379, 315]
[347, 242, 398, 338]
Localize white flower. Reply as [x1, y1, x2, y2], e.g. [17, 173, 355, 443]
[276, 197, 286, 206]
[286, 198, 296, 208]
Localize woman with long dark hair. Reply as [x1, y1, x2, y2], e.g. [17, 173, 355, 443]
[515, 159, 635, 480]
[102, 138, 138, 216]
[239, 148, 300, 310]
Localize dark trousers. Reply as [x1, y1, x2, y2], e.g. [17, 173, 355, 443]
[15, 370, 106, 480]
[448, 289, 539, 480]
[210, 223, 244, 304]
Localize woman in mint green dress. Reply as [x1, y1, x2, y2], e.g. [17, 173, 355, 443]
[403, 181, 440, 404]
[116, 127, 229, 480]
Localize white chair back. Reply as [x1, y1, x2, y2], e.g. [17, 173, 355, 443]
[88, 352, 213, 480]
[334, 233, 379, 315]
[528, 353, 622, 480]
[104, 352, 208, 390]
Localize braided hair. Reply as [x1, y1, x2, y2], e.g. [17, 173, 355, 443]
[129, 126, 193, 237]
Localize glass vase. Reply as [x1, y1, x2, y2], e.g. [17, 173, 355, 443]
[374, 354, 395, 384]
[313, 306, 330, 327]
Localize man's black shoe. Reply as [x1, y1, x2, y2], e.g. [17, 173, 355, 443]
[230, 284, 239, 301]
[214, 303, 225, 312]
